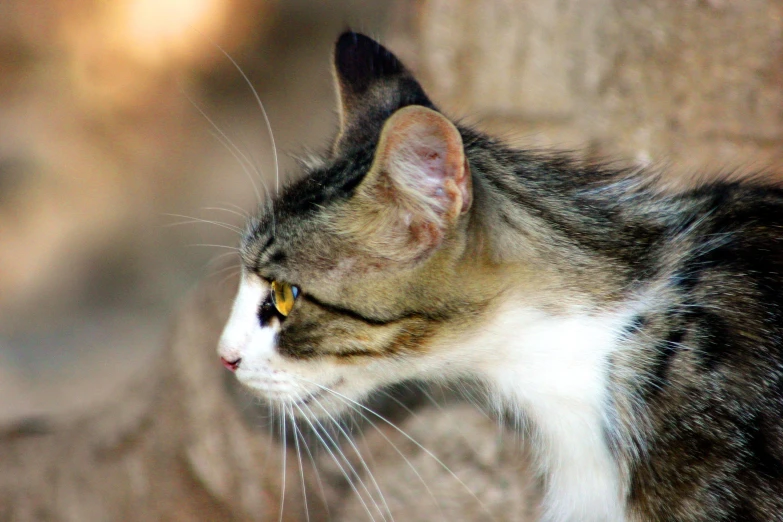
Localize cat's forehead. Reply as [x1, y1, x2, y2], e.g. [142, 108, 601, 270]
[275, 146, 374, 220]
[238, 145, 375, 269]
[239, 206, 298, 273]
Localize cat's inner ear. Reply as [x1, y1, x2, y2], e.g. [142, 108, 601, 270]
[332, 31, 433, 154]
[372, 106, 471, 219]
[346, 105, 471, 263]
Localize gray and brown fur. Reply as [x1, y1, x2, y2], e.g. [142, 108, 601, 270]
[239, 32, 783, 521]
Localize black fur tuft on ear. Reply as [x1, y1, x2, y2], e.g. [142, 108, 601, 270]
[332, 31, 434, 154]
[334, 32, 407, 97]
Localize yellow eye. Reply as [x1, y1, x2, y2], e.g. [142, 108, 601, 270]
[271, 280, 299, 317]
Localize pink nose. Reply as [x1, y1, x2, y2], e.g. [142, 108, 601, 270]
[220, 356, 241, 372]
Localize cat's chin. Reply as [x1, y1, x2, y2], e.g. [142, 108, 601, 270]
[240, 376, 362, 418]
[287, 390, 354, 419]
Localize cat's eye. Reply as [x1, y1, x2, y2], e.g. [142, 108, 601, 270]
[271, 280, 299, 317]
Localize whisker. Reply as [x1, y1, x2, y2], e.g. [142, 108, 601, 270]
[294, 403, 379, 522]
[292, 419, 333, 522]
[216, 120, 274, 199]
[300, 400, 386, 521]
[308, 393, 444, 521]
[188, 243, 241, 251]
[205, 126, 273, 204]
[204, 41, 278, 239]
[204, 251, 241, 270]
[310, 398, 394, 521]
[201, 205, 249, 220]
[208, 41, 280, 195]
[381, 388, 485, 457]
[442, 381, 492, 421]
[296, 378, 499, 521]
[208, 124, 275, 205]
[162, 213, 243, 234]
[215, 200, 251, 219]
[217, 269, 242, 288]
[279, 406, 287, 522]
[208, 259, 239, 277]
[179, 87, 264, 205]
[264, 400, 276, 465]
[351, 418, 385, 496]
[291, 406, 311, 522]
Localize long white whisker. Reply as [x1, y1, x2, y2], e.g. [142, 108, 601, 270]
[162, 213, 243, 234]
[204, 251, 241, 270]
[202, 206, 249, 220]
[206, 41, 279, 239]
[208, 42, 280, 195]
[208, 261, 240, 278]
[294, 402, 378, 522]
[215, 200, 251, 219]
[263, 400, 276, 465]
[442, 381, 492, 421]
[308, 393, 445, 521]
[300, 399, 385, 521]
[188, 243, 241, 251]
[279, 406, 287, 522]
[292, 419, 333, 522]
[290, 406, 310, 522]
[217, 121, 274, 198]
[297, 378, 498, 521]
[209, 264, 240, 278]
[383, 388, 487, 458]
[179, 87, 264, 204]
[350, 418, 385, 500]
[310, 399, 394, 521]
[207, 126, 274, 204]
[217, 269, 242, 288]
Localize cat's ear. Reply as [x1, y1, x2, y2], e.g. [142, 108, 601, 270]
[343, 106, 471, 264]
[332, 31, 433, 154]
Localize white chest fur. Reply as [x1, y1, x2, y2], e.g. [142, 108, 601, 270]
[440, 302, 634, 522]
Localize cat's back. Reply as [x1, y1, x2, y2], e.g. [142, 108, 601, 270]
[628, 179, 783, 521]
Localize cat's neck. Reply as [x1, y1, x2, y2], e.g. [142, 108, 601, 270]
[430, 292, 637, 521]
[437, 141, 661, 520]
[463, 136, 670, 307]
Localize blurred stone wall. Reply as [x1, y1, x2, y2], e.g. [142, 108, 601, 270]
[392, 0, 783, 181]
[0, 0, 396, 422]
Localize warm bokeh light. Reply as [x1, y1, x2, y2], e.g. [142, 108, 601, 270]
[120, 0, 226, 65]
[0, 0, 270, 317]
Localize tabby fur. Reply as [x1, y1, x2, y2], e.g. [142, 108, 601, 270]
[219, 32, 783, 521]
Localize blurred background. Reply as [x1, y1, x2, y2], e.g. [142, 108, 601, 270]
[0, 0, 405, 422]
[1, 0, 783, 424]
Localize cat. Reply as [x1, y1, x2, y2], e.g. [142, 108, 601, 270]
[218, 31, 783, 522]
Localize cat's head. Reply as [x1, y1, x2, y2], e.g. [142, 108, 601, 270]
[218, 32, 487, 416]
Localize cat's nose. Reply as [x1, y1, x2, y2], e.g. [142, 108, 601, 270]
[217, 340, 242, 371]
[220, 356, 241, 372]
